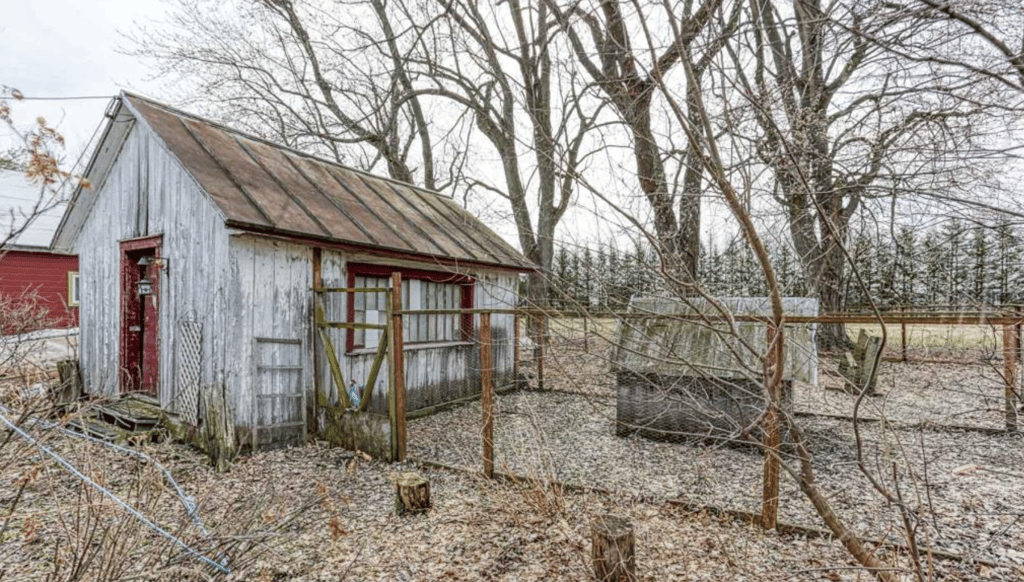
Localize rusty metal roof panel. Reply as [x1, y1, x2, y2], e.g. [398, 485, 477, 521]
[128, 98, 270, 227]
[124, 93, 534, 270]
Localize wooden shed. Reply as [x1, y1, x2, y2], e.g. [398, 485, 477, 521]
[613, 296, 818, 443]
[53, 93, 533, 452]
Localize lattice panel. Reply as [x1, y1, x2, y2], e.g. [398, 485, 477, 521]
[175, 320, 202, 426]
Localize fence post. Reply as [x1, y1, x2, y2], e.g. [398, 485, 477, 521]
[761, 322, 782, 530]
[513, 312, 520, 387]
[1003, 323, 1018, 432]
[536, 314, 545, 391]
[900, 305, 908, 363]
[391, 272, 406, 461]
[481, 312, 495, 478]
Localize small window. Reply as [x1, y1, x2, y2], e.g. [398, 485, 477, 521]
[67, 271, 80, 307]
[347, 265, 473, 351]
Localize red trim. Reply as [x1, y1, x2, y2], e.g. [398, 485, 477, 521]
[119, 234, 165, 251]
[119, 235, 162, 395]
[345, 262, 476, 351]
[347, 262, 474, 285]
[226, 222, 537, 274]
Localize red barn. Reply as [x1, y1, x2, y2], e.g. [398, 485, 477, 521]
[0, 170, 79, 332]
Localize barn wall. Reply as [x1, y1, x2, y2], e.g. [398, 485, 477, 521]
[0, 250, 79, 330]
[317, 250, 520, 415]
[74, 123, 232, 404]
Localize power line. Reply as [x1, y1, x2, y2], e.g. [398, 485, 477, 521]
[7, 95, 114, 101]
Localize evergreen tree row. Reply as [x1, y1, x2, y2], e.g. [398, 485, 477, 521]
[547, 220, 1023, 310]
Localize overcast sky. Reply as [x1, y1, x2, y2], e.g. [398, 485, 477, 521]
[0, 0, 167, 167]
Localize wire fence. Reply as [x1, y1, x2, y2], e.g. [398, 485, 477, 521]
[406, 304, 1024, 567]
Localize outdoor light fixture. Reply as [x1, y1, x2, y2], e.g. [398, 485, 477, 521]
[137, 255, 169, 271]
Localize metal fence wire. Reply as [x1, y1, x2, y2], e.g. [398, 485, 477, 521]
[407, 304, 1024, 567]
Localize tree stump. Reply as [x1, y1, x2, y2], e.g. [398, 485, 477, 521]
[838, 329, 881, 395]
[55, 359, 81, 407]
[592, 514, 636, 582]
[394, 472, 430, 516]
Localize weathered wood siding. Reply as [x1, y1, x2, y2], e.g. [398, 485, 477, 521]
[614, 296, 819, 384]
[317, 250, 519, 415]
[228, 236, 312, 444]
[74, 122, 232, 407]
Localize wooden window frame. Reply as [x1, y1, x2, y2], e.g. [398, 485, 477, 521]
[346, 263, 474, 352]
[67, 271, 80, 307]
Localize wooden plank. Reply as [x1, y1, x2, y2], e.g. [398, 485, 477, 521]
[314, 286, 389, 293]
[361, 326, 389, 412]
[312, 248, 322, 429]
[319, 321, 388, 330]
[391, 272, 407, 461]
[316, 298, 351, 408]
[255, 336, 302, 344]
[481, 312, 494, 479]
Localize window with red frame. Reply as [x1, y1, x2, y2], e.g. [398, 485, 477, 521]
[347, 264, 473, 351]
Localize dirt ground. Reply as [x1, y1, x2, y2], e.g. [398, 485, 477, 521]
[0, 431, 1008, 582]
[2, 326, 1023, 580]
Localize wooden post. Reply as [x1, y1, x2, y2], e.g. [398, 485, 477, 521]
[591, 515, 636, 582]
[536, 314, 545, 391]
[391, 272, 407, 461]
[481, 312, 495, 478]
[761, 323, 782, 530]
[394, 472, 431, 515]
[1003, 323, 1018, 432]
[512, 312, 520, 387]
[312, 248, 322, 429]
[901, 306, 908, 363]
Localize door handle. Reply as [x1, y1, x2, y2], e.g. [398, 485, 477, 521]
[129, 325, 141, 332]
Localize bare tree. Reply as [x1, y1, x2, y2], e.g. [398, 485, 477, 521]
[131, 0, 448, 189]
[399, 0, 602, 303]
[722, 0, 1015, 347]
[546, 0, 741, 285]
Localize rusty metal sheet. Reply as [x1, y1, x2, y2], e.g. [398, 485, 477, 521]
[349, 173, 465, 258]
[287, 155, 401, 249]
[326, 166, 446, 255]
[180, 119, 325, 235]
[242, 139, 373, 244]
[124, 94, 535, 270]
[128, 99, 270, 227]
[379, 182, 501, 263]
[429, 191, 528, 264]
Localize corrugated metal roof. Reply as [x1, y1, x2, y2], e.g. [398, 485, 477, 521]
[122, 93, 534, 271]
[0, 170, 69, 250]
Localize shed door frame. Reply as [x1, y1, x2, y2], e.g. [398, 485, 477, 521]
[119, 235, 163, 395]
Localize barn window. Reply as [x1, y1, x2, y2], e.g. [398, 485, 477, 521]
[347, 264, 473, 351]
[67, 272, 80, 307]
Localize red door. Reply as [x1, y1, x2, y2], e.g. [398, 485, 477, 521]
[119, 236, 162, 395]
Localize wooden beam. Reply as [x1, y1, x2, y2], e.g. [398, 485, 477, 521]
[536, 315, 545, 391]
[315, 298, 350, 409]
[360, 326, 388, 412]
[391, 272, 407, 462]
[312, 248, 322, 430]
[481, 312, 494, 479]
[513, 312, 520, 385]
